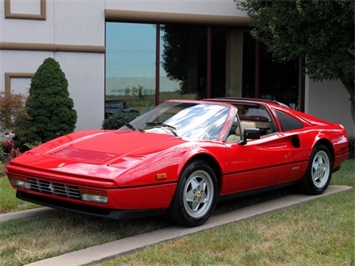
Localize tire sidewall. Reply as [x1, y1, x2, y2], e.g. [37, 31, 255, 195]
[171, 160, 218, 227]
[303, 145, 332, 195]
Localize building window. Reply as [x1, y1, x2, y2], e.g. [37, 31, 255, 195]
[105, 22, 238, 116]
[106, 22, 301, 117]
[160, 24, 208, 101]
[242, 31, 301, 109]
[106, 23, 157, 114]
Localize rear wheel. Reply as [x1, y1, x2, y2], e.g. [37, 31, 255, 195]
[300, 145, 332, 195]
[168, 160, 218, 227]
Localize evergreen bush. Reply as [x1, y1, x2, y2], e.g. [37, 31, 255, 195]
[15, 58, 77, 150]
[102, 112, 139, 130]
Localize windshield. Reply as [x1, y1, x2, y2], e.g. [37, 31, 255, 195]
[120, 101, 231, 140]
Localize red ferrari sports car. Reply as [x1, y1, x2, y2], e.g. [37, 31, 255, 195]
[6, 98, 349, 227]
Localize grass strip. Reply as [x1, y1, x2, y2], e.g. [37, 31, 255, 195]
[99, 190, 354, 265]
[0, 160, 353, 265]
[0, 177, 38, 213]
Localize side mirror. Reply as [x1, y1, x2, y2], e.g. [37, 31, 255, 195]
[239, 128, 260, 145]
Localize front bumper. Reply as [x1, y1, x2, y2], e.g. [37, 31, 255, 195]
[17, 190, 168, 220]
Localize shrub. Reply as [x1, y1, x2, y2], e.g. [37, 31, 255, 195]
[0, 92, 26, 132]
[0, 144, 5, 162]
[0, 138, 20, 163]
[0, 161, 5, 176]
[23, 141, 42, 150]
[14, 58, 77, 150]
[102, 112, 139, 130]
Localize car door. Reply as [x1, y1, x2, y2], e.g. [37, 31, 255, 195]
[221, 107, 308, 195]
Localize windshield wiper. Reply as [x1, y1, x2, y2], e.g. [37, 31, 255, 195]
[125, 123, 144, 132]
[146, 122, 178, 136]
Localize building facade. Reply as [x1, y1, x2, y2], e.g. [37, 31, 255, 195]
[1, 0, 354, 136]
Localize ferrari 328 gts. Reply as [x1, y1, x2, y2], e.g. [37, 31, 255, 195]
[6, 98, 349, 227]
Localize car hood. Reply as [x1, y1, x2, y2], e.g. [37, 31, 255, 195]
[8, 130, 186, 179]
[49, 131, 180, 163]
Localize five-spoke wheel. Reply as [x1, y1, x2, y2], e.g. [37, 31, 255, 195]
[300, 144, 332, 195]
[311, 150, 330, 189]
[168, 160, 218, 227]
[183, 169, 214, 219]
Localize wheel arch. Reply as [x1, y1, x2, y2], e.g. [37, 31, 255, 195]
[313, 138, 334, 166]
[183, 153, 222, 190]
[168, 152, 222, 226]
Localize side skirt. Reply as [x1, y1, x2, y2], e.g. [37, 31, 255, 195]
[218, 181, 299, 203]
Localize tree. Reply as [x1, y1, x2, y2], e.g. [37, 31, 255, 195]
[15, 58, 77, 149]
[235, 0, 354, 122]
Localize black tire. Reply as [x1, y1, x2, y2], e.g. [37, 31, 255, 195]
[168, 160, 218, 227]
[300, 144, 332, 195]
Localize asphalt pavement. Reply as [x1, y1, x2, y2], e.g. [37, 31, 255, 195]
[1, 185, 352, 266]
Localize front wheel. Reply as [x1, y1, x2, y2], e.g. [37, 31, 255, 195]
[168, 160, 218, 227]
[300, 144, 332, 195]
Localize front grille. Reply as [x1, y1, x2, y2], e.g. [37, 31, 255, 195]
[28, 178, 81, 199]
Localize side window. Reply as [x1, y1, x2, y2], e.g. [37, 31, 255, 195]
[237, 104, 276, 136]
[275, 110, 303, 131]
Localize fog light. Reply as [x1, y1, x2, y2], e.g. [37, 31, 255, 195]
[10, 177, 31, 189]
[79, 188, 108, 204]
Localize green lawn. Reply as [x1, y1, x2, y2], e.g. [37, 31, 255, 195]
[95, 160, 354, 265]
[99, 190, 354, 266]
[0, 160, 353, 266]
[0, 176, 38, 213]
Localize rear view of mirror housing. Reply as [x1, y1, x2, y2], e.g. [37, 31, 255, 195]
[239, 128, 260, 145]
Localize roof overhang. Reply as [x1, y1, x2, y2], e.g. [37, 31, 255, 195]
[105, 9, 251, 27]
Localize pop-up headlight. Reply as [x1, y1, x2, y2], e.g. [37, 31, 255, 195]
[79, 188, 108, 204]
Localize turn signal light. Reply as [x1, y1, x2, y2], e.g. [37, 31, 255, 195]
[156, 173, 167, 180]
